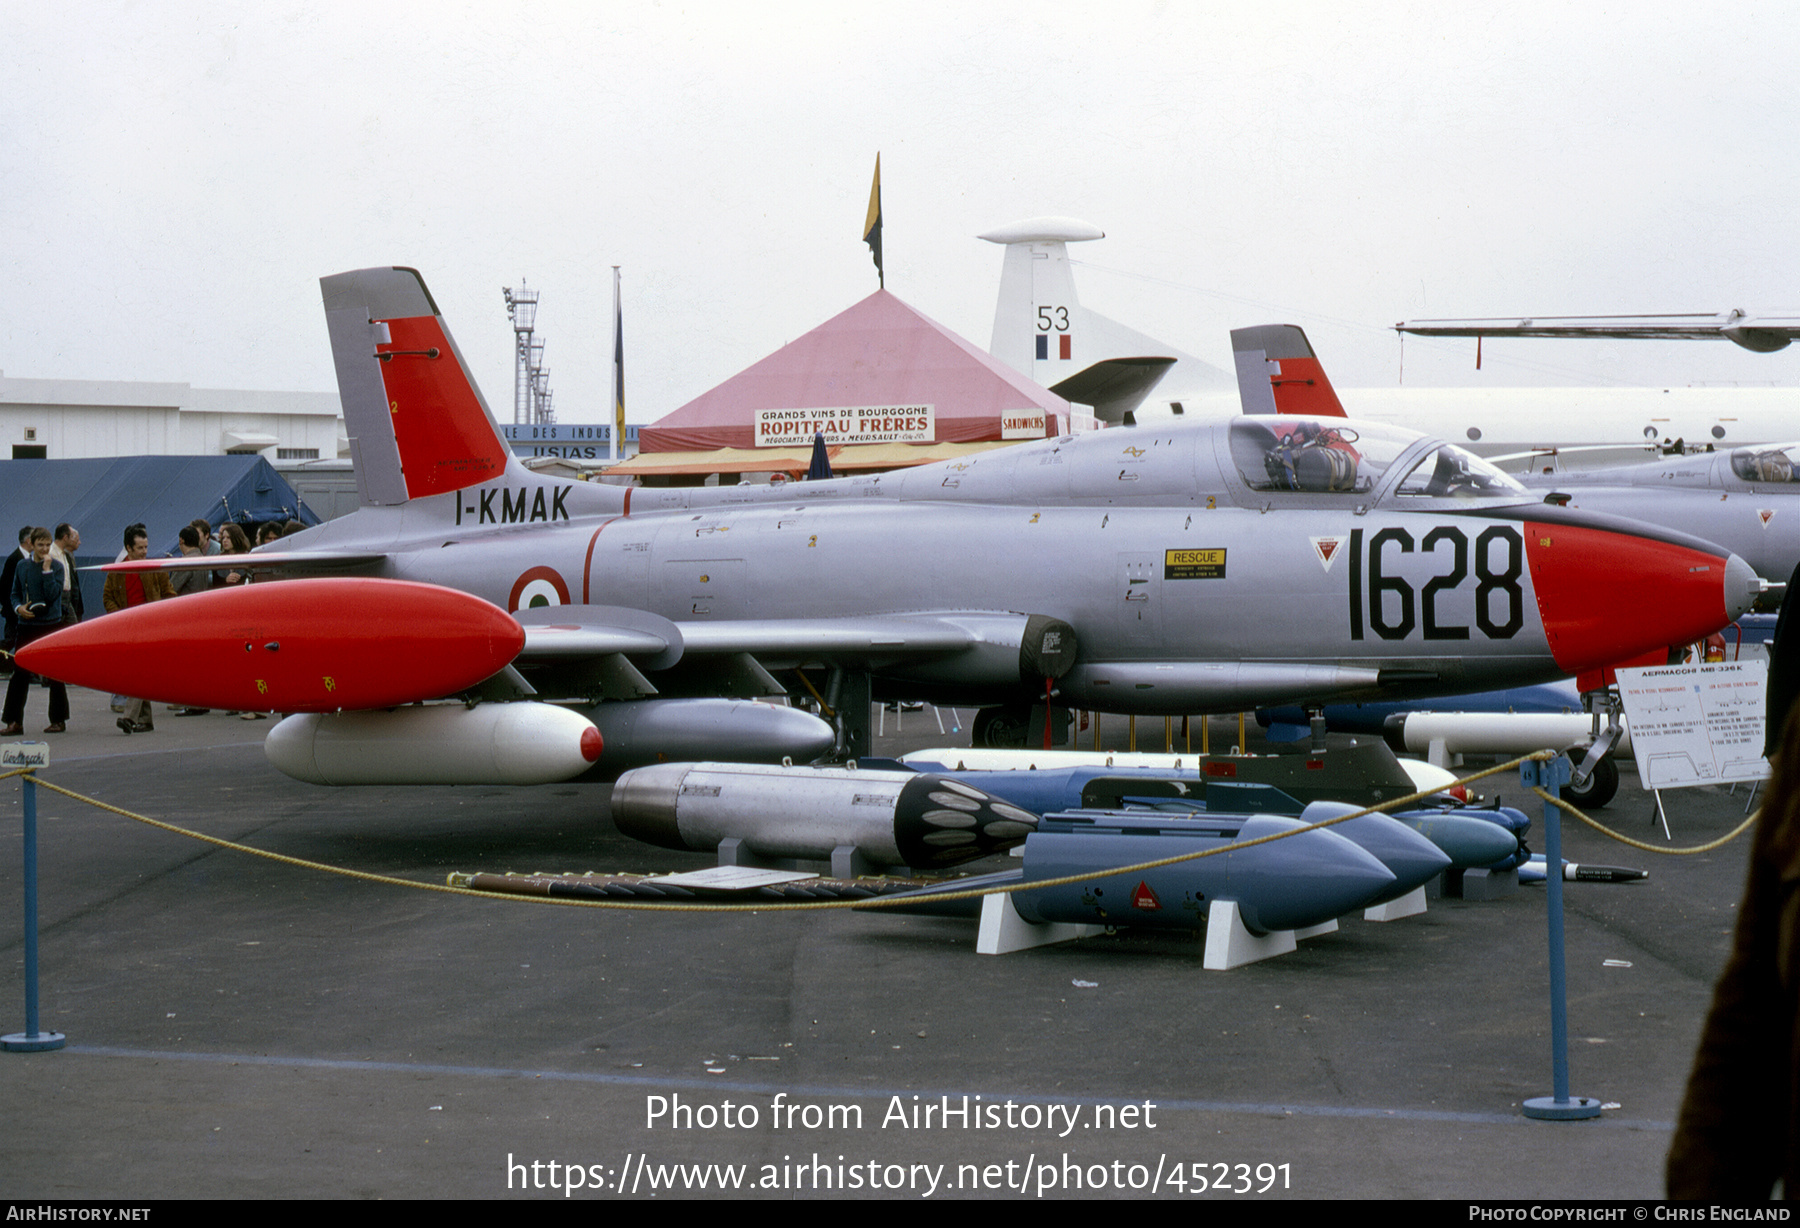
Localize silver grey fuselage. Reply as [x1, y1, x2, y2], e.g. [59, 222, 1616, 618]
[280, 419, 1751, 713]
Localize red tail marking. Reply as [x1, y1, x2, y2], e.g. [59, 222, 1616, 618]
[1267, 356, 1346, 418]
[375, 315, 507, 499]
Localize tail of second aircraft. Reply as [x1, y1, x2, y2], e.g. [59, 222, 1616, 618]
[322, 267, 521, 507]
[983, 217, 1103, 382]
[1229, 324, 1346, 418]
[980, 217, 1233, 423]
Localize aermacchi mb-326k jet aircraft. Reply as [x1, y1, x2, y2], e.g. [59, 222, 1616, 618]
[23, 268, 1762, 788]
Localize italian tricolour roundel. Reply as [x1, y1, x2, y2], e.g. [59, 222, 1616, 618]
[509, 566, 570, 612]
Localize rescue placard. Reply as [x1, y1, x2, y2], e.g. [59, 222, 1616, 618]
[1164, 548, 1227, 579]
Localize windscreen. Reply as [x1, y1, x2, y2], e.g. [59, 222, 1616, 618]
[1393, 444, 1529, 499]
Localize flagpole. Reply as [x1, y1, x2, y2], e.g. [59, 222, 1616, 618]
[611, 266, 623, 464]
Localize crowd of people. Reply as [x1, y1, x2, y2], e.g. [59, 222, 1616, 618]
[0, 516, 308, 735]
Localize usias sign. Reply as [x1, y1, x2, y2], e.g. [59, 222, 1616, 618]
[454, 485, 573, 526]
[522, 445, 610, 459]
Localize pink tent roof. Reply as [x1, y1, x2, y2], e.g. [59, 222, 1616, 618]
[639, 289, 1071, 452]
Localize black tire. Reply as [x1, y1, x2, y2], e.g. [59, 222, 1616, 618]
[1564, 751, 1619, 810]
[973, 706, 1030, 749]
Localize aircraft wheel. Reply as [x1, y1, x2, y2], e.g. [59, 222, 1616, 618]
[973, 706, 1030, 749]
[1563, 751, 1619, 810]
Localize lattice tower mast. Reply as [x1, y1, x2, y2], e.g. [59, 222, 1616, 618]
[502, 282, 541, 425]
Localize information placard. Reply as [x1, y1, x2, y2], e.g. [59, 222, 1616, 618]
[0, 741, 49, 769]
[1614, 660, 1770, 789]
[753, 405, 934, 447]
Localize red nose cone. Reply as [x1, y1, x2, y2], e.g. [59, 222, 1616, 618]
[580, 725, 604, 763]
[17, 578, 524, 712]
[1525, 520, 1732, 673]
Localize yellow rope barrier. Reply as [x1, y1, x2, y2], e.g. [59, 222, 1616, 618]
[12, 753, 1563, 913]
[12, 742, 1759, 915]
[1530, 786, 1761, 856]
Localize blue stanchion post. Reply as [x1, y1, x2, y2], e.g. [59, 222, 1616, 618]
[4, 743, 65, 1053]
[1520, 753, 1598, 1120]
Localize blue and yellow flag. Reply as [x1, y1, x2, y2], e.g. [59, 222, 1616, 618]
[612, 266, 625, 457]
[863, 154, 883, 289]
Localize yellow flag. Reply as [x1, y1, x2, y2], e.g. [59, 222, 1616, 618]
[862, 154, 883, 288]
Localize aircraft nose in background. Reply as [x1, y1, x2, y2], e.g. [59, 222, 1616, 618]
[1524, 518, 1757, 673]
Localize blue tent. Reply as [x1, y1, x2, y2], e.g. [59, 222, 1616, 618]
[0, 456, 320, 617]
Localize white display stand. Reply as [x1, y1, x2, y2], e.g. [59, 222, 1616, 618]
[1614, 660, 1771, 837]
[974, 893, 1104, 955]
[1201, 900, 1297, 970]
[1364, 885, 1428, 922]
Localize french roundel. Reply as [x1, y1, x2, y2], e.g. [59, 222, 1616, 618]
[508, 566, 570, 612]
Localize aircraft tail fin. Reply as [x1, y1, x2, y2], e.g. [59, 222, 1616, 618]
[981, 217, 1232, 423]
[322, 267, 517, 507]
[982, 218, 1103, 383]
[1230, 325, 1347, 418]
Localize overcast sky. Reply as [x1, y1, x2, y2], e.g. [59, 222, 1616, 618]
[5, 3, 1800, 426]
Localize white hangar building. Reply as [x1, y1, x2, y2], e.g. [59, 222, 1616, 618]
[0, 373, 345, 461]
[0, 372, 364, 519]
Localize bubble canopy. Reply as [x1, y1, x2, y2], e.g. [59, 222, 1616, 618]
[1228, 418, 1528, 501]
[1731, 444, 1800, 483]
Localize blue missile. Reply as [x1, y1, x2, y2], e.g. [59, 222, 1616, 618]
[1276, 802, 1452, 903]
[1258, 680, 1584, 741]
[1393, 811, 1527, 869]
[891, 811, 1397, 935]
[877, 760, 1530, 873]
[880, 763, 1213, 817]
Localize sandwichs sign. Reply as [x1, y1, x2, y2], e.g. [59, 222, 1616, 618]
[754, 405, 934, 447]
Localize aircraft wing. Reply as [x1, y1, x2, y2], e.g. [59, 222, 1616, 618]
[1060, 661, 1385, 711]
[1395, 312, 1800, 353]
[517, 620, 680, 661]
[513, 604, 1080, 701]
[1048, 357, 1175, 423]
[675, 618, 983, 660]
[1486, 442, 1662, 465]
[517, 605, 1005, 666]
[98, 551, 391, 573]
